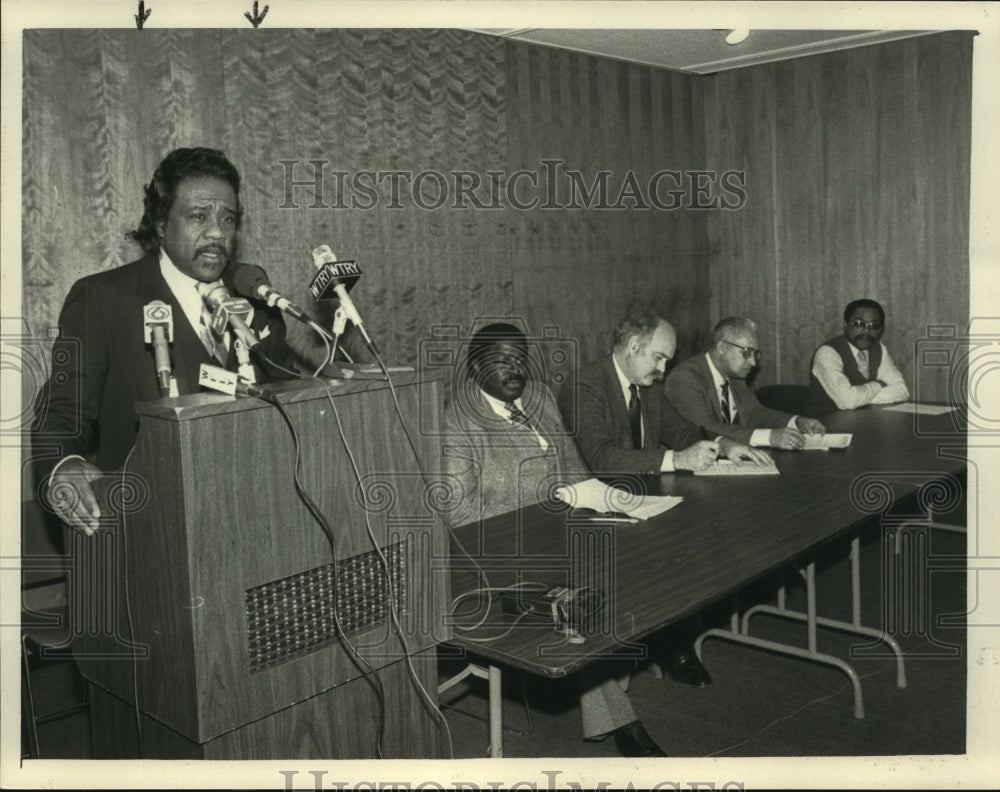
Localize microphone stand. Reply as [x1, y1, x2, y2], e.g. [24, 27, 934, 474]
[234, 338, 257, 383]
[328, 307, 354, 366]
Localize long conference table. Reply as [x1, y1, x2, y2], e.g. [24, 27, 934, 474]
[441, 404, 968, 757]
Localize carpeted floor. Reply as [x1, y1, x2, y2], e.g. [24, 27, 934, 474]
[439, 520, 967, 759]
[20, 517, 967, 763]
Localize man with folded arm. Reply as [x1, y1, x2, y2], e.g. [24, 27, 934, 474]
[804, 298, 909, 418]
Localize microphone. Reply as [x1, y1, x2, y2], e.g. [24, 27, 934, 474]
[197, 280, 260, 350]
[309, 244, 377, 352]
[233, 263, 316, 325]
[198, 363, 274, 402]
[143, 300, 174, 397]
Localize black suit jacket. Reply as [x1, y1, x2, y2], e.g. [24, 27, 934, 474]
[32, 254, 294, 481]
[558, 356, 705, 475]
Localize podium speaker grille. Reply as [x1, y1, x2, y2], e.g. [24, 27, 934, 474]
[245, 543, 405, 672]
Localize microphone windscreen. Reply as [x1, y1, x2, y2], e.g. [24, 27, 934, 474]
[197, 280, 230, 308]
[310, 260, 363, 300]
[233, 263, 269, 299]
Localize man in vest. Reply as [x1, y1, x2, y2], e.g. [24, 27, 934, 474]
[804, 298, 909, 417]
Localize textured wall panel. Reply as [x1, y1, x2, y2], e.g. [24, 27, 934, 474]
[704, 33, 972, 399]
[21, 29, 971, 443]
[504, 41, 710, 365]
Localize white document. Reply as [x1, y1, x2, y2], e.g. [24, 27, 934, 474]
[693, 458, 779, 476]
[554, 478, 683, 521]
[881, 402, 956, 415]
[802, 433, 852, 450]
[624, 495, 685, 521]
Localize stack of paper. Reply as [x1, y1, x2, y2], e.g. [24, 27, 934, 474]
[694, 458, 779, 476]
[881, 402, 956, 415]
[802, 433, 852, 450]
[554, 478, 683, 521]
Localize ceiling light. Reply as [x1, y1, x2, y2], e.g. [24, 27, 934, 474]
[725, 29, 750, 45]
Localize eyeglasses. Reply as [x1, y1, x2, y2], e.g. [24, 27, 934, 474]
[722, 340, 762, 361]
[848, 319, 883, 332]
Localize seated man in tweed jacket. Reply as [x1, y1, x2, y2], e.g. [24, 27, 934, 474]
[441, 322, 667, 757]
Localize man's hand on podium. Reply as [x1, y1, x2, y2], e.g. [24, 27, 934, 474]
[48, 457, 103, 535]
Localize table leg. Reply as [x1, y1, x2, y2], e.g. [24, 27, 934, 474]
[438, 661, 504, 757]
[697, 549, 916, 719]
[739, 542, 907, 686]
[488, 664, 503, 758]
[894, 506, 966, 554]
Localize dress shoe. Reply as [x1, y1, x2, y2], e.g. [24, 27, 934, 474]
[665, 647, 712, 687]
[612, 720, 667, 757]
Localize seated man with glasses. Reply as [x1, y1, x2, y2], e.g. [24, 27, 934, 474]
[557, 309, 769, 693]
[665, 317, 825, 450]
[804, 298, 910, 417]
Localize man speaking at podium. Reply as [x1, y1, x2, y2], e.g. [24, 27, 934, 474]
[33, 147, 295, 536]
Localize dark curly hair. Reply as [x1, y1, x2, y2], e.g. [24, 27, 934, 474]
[128, 147, 242, 254]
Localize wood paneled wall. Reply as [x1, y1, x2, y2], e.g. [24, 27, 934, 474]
[503, 40, 709, 364]
[21, 28, 971, 436]
[21, 29, 709, 396]
[703, 32, 973, 399]
[22, 29, 516, 380]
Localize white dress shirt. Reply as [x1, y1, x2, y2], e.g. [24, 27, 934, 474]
[480, 389, 548, 450]
[812, 341, 909, 410]
[159, 249, 230, 354]
[611, 356, 678, 472]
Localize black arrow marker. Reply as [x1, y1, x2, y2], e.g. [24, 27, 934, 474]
[135, 0, 151, 28]
[245, 1, 269, 27]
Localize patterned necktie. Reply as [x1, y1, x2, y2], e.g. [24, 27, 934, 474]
[505, 401, 548, 451]
[505, 402, 531, 428]
[628, 384, 642, 450]
[720, 381, 732, 423]
[199, 306, 229, 365]
[857, 349, 870, 379]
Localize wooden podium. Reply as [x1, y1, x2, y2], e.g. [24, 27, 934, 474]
[72, 372, 450, 759]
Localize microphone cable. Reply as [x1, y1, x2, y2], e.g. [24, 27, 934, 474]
[214, 341, 393, 758]
[267, 393, 390, 759]
[310, 375, 455, 759]
[250, 336, 456, 758]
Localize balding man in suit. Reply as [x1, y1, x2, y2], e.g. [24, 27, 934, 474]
[665, 316, 825, 449]
[558, 308, 770, 688]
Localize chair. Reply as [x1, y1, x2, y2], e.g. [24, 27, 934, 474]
[755, 384, 810, 414]
[20, 499, 86, 759]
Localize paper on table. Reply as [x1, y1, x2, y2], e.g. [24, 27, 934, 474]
[802, 433, 852, 450]
[693, 458, 779, 475]
[624, 495, 685, 521]
[554, 478, 683, 521]
[880, 402, 956, 415]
